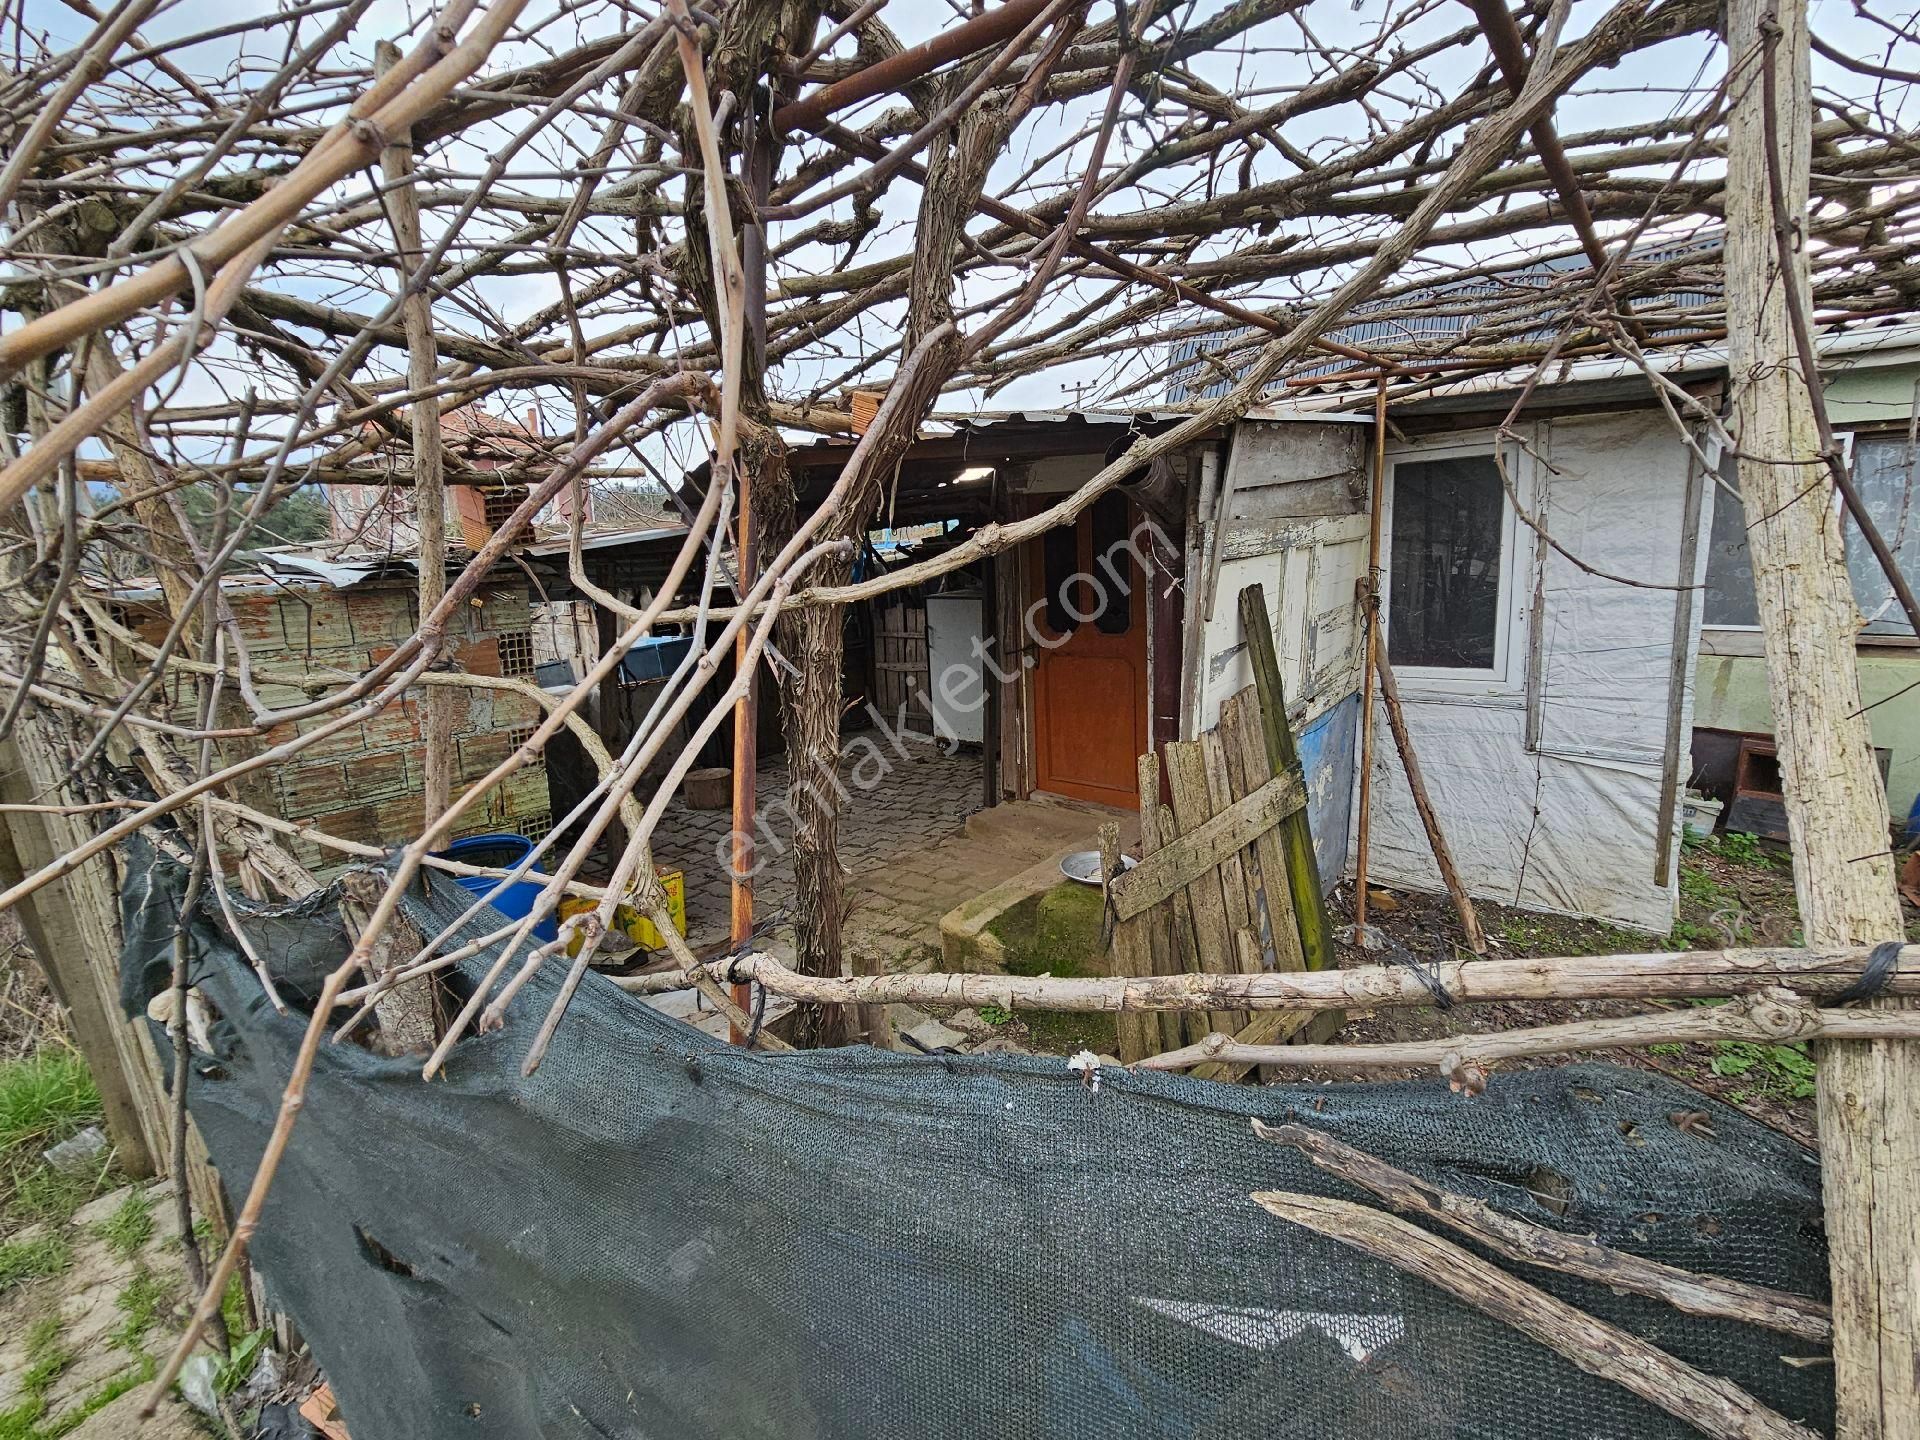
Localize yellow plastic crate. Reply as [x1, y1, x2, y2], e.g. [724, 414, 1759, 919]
[626, 869, 685, 950]
[558, 868, 686, 957]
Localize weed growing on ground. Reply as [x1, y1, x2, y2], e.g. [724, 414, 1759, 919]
[0, 1049, 114, 1231]
[36, 1356, 155, 1440]
[110, 1266, 174, 1350]
[1710, 1039, 1818, 1099]
[0, 1334, 155, 1440]
[216, 1328, 272, 1397]
[1699, 830, 1787, 870]
[1679, 865, 1733, 907]
[93, 1188, 152, 1263]
[0, 1316, 69, 1440]
[0, 1233, 70, 1295]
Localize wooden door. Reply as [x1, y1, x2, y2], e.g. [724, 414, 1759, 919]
[1029, 491, 1149, 808]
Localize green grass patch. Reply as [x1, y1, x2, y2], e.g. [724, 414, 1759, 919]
[1498, 912, 1648, 958]
[92, 1188, 153, 1263]
[0, 1051, 101, 1160]
[5, 1166, 101, 1231]
[110, 1267, 174, 1351]
[0, 1316, 71, 1440]
[1678, 864, 1733, 907]
[0, 1049, 116, 1231]
[35, 1355, 155, 1440]
[0, 1232, 71, 1295]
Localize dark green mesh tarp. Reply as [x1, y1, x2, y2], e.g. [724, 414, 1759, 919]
[118, 840, 1833, 1438]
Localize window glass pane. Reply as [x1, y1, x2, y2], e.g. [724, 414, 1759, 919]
[1706, 439, 1920, 634]
[1090, 491, 1133, 635]
[1042, 523, 1080, 636]
[1388, 455, 1505, 670]
[1702, 452, 1760, 627]
[1846, 435, 1919, 636]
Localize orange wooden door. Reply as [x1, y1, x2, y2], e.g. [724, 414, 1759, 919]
[1029, 492, 1149, 809]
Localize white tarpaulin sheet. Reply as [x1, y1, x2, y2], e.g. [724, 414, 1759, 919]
[1357, 410, 1702, 932]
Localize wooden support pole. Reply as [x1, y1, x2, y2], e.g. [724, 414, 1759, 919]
[1354, 377, 1388, 938]
[1143, 990, 1920, 1077]
[728, 109, 776, 1046]
[1373, 645, 1488, 955]
[1251, 1191, 1819, 1440]
[613, 943, 1920, 1010]
[727, 476, 758, 1043]
[0, 742, 160, 1176]
[1235, 584, 1332, 971]
[1254, 1119, 1833, 1342]
[377, 40, 452, 826]
[1726, 0, 1919, 1430]
[1653, 451, 1708, 882]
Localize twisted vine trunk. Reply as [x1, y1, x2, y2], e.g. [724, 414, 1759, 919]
[761, 90, 1008, 1047]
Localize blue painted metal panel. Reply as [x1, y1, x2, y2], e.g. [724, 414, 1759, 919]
[1295, 692, 1359, 893]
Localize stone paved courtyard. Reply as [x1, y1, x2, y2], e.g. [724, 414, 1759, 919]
[645, 733, 1127, 1041]
[649, 736, 988, 959]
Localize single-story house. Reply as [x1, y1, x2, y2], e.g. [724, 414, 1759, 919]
[759, 319, 1918, 936]
[110, 554, 556, 873]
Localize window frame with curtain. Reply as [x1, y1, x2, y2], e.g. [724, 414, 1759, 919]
[1380, 433, 1533, 696]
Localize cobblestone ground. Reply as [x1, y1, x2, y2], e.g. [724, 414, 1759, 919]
[648, 737, 987, 961]
[0, 1180, 207, 1438]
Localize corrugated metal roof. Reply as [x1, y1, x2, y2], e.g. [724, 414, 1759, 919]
[1166, 239, 1723, 403]
[935, 407, 1189, 427]
[521, 523, 690, 557]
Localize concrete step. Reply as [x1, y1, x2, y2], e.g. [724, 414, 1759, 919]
[962, 799, 1131, 858]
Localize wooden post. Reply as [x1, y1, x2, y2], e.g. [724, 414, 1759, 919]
[1235, 583, 1332, 971]
[0, 743, 160, 1176]
[1374, 648, 1488, 955]
[1726, 0, 1918, 1430]
[1653, 452, 1708, 882]
[1353, 377, 1388, 938]
[377, 40, 452, 825]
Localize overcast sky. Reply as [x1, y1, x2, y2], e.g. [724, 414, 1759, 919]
[12, 0, 1913, 480]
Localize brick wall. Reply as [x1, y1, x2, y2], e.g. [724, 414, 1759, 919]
[127, 577, 552, 875]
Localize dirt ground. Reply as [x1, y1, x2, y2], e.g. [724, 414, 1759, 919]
[1323, 831, 1920, 1151]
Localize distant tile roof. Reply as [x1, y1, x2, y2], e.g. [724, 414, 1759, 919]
[355, 404, 545, 467]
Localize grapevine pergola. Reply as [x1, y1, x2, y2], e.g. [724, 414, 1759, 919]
[2, 0, 1919, 1424]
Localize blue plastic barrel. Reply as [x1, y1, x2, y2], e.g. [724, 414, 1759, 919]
[434, 833, 559, 943]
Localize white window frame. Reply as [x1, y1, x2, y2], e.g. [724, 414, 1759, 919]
[1379, 431, 1533, 697]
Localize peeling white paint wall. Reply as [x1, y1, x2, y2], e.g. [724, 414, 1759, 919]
[1191, 420, 1373, 888]
[1194, 421, 1372, 733]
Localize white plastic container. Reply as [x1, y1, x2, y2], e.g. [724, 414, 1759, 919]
[1681, 792, 1724, 840]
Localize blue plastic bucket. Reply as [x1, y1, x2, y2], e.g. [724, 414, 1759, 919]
[434, 833, 559, 943]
